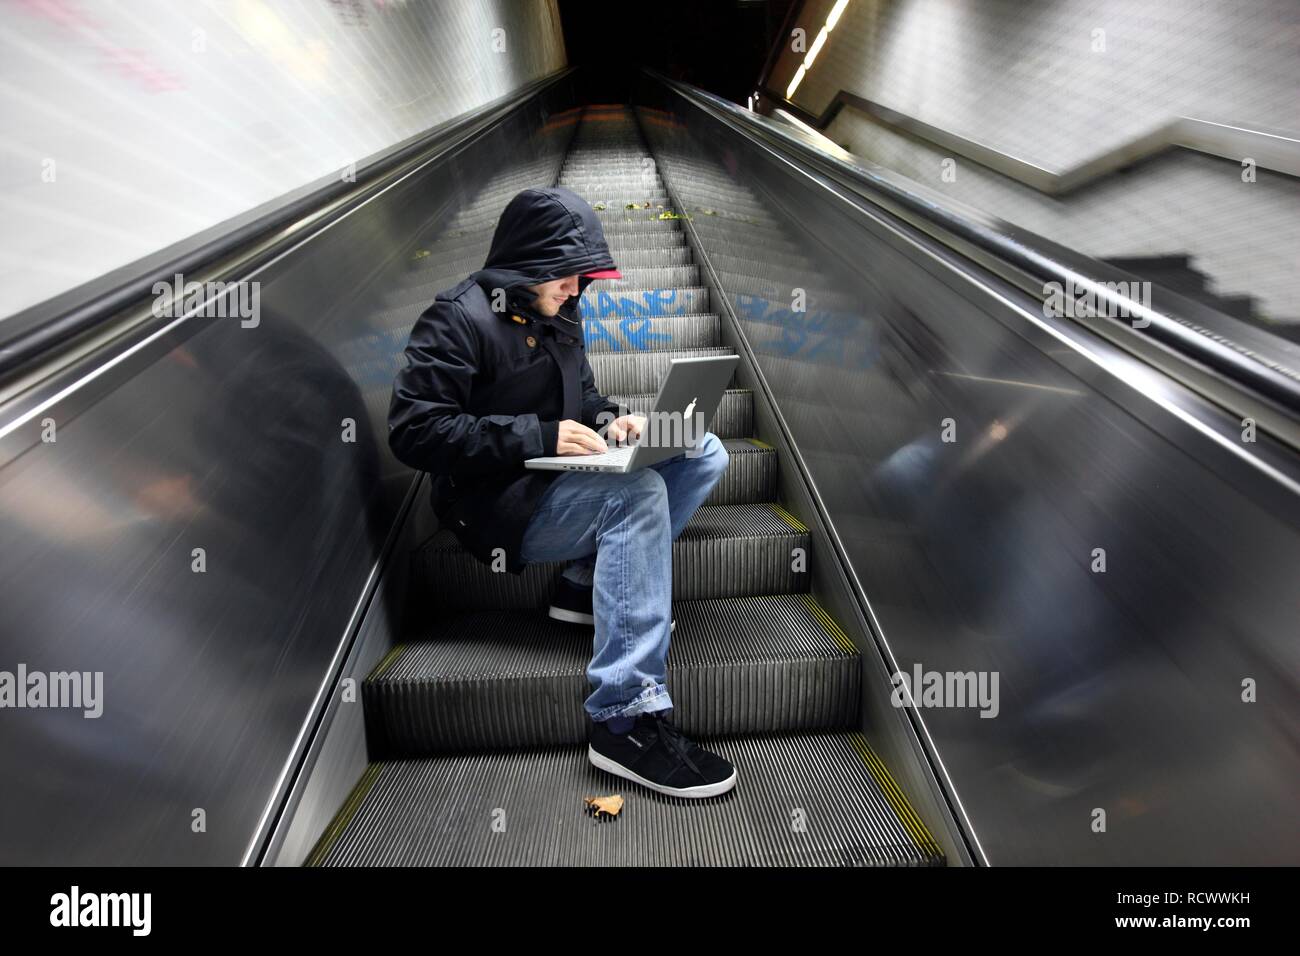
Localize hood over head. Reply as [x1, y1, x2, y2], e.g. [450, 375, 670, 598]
[468, 186, 621, 328]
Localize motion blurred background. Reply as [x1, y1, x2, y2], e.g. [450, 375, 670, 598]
[3, 0, 1295, 342]
[1, 0, 1296, 868]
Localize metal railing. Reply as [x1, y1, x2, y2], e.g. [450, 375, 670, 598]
[0, 69, 575, 380]
[650, 72, 1300, 450]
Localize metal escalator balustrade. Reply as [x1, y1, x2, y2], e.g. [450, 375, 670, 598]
[633, 76, 1300, 865]
[669, 75, 1300, 451]
[309, 106, 944, 867]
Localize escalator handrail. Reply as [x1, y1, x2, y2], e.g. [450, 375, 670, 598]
[0, 68, 575, 379]
[644, 70, 1300, 419]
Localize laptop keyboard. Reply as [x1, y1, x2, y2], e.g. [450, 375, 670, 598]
[576, 445, 636, 466]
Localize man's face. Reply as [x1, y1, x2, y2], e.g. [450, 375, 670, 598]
[527, 274, 580, 317]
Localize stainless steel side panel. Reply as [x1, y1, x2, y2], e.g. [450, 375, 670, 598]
[639, 90, 1300, 865]
[0, 87, 579, 865]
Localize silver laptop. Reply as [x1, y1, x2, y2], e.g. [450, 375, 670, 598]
[525, 355, 738, 473]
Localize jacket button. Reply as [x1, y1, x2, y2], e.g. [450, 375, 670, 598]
[526, 335, 537, 347]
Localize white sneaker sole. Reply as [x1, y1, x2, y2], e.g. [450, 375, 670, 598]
[548, 606, 675, 631]
[548, 605, 595, 625]
[588, 744, 737, 799]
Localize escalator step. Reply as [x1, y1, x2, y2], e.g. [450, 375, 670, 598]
[364, 593, 860, 754]
[583, 313, 720, 353]
[593, 201, 670, 214]
[416, 503, 810, 608]
[564, 182, 670, 196]
[590, 346, 733, 393]
[612, 388, 753, 439]
[571, 194, 674, 209]
[706, 437, 778, 504]
[580, 286, 712, 321]
[600, 246, 692, 268]
[593, 219, 683, 236]
[598, 265, 700, 289]
[606, 230, 687, 250]
[307, 730, 944, 867]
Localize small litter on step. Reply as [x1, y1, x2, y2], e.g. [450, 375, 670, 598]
[583, 794, 625, 820]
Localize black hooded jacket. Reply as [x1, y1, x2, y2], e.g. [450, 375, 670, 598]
[387, 186, 622, 574]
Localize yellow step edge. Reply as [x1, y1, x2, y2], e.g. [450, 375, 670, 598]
[367, 644, 407, 682]
[799, 593, 857, 656]
[850, 734, 944, 858]
[767, 502, 808, 532]
[304, 763, 382, 867]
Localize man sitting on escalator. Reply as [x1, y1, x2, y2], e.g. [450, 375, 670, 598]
[387, 186, 737, 799]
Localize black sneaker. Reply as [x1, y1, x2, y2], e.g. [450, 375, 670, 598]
[548, 577, 595, 625]
[549, 578, 675, 631]
[588, 711, 737, 798]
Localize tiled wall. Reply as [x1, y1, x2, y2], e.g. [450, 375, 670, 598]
[770, 0, 1300, 324]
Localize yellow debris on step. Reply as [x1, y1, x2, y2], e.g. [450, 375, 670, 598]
[583, 794, 625, 819]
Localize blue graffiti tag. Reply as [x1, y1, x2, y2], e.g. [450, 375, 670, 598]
[733, 293, 881, 370]
[580, 288, 687, 319]
[584, 316, 675, 351]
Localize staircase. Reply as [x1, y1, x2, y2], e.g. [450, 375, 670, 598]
[1102, 254, 1255, 320]
[309, 106, 944, 866]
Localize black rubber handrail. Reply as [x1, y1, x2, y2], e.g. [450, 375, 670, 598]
[0, 68, 574, 376]
[648, 71, 1300, 418]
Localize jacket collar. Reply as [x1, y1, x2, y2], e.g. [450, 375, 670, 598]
[501, 290, 583, 346]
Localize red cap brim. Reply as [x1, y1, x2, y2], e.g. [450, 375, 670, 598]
[583, 268, 622, 279]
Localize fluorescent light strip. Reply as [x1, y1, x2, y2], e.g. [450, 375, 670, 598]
[826, 0, 850, 30]
[787, 64, 807, 98]
[806, 26, 830, 66]
[787, 0, 851, 100]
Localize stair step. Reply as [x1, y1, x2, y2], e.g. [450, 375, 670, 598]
[583, 313, 720, 353]
[562, 180, 670, 192]
[365, 592, 860, 754]
[563, 161, 661, 172]
[708, 437, 778, 504]
[417, 502, 810, 608]
[602, 246, 693, 268]
[568, 194, 674, 209]
[612, 388, 753, 439]
[1104, 253, 1194, 273]
[598, 265, 700, 289]
[590, 345, 734, 394]
[1102, 254, 1260, 319]
[606, 233, 687, 253]
[580, 286, 711, 320]
[597, 219, 684, 236]
[594, 207, 678, 222]
[1209, 294, 1255, 319]
[307, 730, 945, 866]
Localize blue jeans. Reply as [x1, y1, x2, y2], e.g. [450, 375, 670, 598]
[518, 432, 730, 722]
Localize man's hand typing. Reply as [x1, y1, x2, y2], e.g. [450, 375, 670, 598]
[604, 414, 647, 446]
[557, 420, 608, 456]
